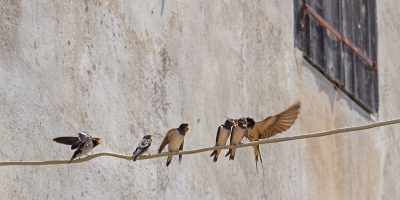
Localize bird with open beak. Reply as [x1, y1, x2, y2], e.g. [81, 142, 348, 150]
[158, 123, 190, 167]
[53, 132, 102, 163]
[245, 101, 301, 171]
[131, 135, 153, 162]
[210, 119, 235, 162]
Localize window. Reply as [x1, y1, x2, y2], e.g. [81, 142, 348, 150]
[294, 0, 378, 114]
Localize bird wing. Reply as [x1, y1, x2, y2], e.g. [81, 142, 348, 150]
[138, 139, 151, 149]
[53, 137, 80, 146]
[249, 101, 301, 139]
[229, 125, 236, 145]
[54, 133, 91, 150]
[215, 126, 221, 145]
[68, 143, 84, 163]
[78, 132, 90, 143]
[132, 139, 152, 158]
[158, 129, 175, 153]
[179, 140, 184, 163]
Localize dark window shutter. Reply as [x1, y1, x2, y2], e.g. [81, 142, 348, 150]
[294, 0, 378, 113]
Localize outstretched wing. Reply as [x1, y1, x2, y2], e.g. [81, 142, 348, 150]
[178, 140, 184, 163]
[53, 137, 79, 146]
[54, 132, 90, 150]
[249, 101, 301, 139]
[158, 129, 175, 153]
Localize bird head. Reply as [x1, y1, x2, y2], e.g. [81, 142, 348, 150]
[178, 123, 190, 132]
[143, 135, 153, 141]
[93, 138, 102, 147]
[245, 117, 256, 129]
[236, 118, 245, 126]
[224, 119, 236, 127]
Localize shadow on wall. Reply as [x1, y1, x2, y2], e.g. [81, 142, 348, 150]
[301, 57, 370, 120]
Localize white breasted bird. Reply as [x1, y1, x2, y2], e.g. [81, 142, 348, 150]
[131, 135, 153, 162]
[210, 119, 235, 162]
[158, 123, 190, 167]
[53, 132, 102, 164]
[225, 118, 248, 161]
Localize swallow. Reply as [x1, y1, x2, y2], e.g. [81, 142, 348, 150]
[225, 118, 248, 160]
[131, 135, 153, 162]
[210, 119, 235, 162]
[158, 123, 190, 167]
[53, 132, 102, 163]
[245, 101, 301, 171]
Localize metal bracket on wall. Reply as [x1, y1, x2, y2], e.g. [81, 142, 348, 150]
[299, 0, 377, 75]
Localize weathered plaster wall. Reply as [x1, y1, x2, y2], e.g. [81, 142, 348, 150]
[0, 0, 399, 199]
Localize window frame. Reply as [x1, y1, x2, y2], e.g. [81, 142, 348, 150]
[294, 0, 378, 114]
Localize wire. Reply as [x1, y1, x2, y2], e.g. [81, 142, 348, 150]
[1, 118, 399, 166]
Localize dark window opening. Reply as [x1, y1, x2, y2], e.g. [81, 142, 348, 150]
[294, 0, 378, 114]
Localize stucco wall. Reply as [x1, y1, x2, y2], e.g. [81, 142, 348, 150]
[1, 0, 399, 199]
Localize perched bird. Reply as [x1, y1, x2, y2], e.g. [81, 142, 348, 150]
[158, 123, 190, 167]
[131, 135, 153, 162]
[225, 118, 248, 160]
[53, 132, 102, 163]
[245, 101, 301, 171]
[210, 119, 235, 162]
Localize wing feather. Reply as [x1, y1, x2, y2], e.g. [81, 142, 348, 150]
[249, 101, 301, 139]
[215, 126, 221, 145]
[132, 139, 152, 161]
[179, 140, 184, 163]
[229, 125, 236, 145]
[78, 132, 89, 143]
[158, 129, 175, 153]
[53, 137, 80, 146]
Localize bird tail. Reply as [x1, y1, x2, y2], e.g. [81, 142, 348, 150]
[225, 149, 231, 157]
[210, 150, 216, 157]
[255, 153, 264, 174]
[166, 155, 173, 167]
[253, 145, 264, 173]
[68, 151, 79, 164]
[213, 155, 219, 162]
[67, 149, 82, 164]
[259, 152, 264, 170]
[211, 150, 221, 163]
[132, 155, 138, 162]
[228, 148, 236, 160]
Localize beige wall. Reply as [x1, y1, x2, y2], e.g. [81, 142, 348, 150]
[0, 0, 399, 199]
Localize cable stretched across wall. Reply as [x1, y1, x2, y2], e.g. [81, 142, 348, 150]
[1, 118, 400, 166]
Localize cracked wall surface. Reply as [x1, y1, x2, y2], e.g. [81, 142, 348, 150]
[1, 0, 400, 199]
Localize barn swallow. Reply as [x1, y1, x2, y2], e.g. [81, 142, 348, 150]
[245, 101, 301, 171]
[131, 135, 153, 162]
[225, 118, 248, 160]
[158, 123, 190, 167]
[53, 132, 102, 163]
[210, 119, 235, 162]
